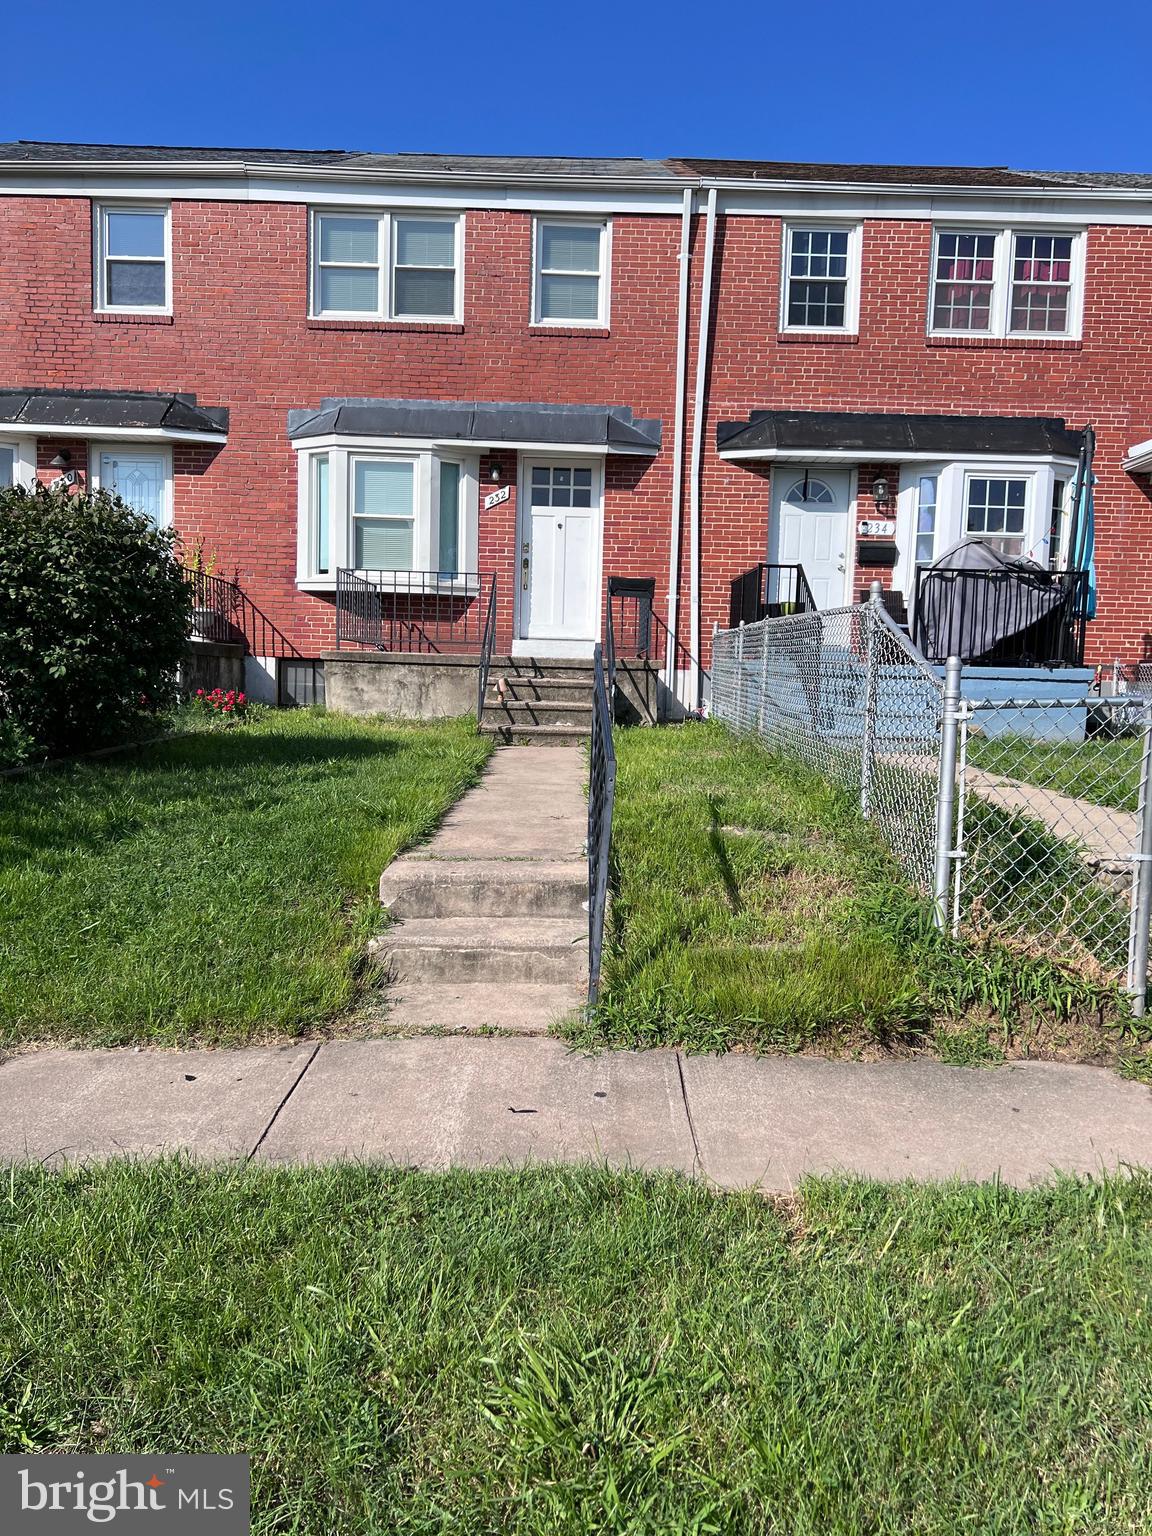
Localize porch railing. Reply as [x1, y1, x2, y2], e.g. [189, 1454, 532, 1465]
[184, 569, 298, 658]
[911, 566, 1089, 667]
[587, 641, 617, 1007]
[476, 577, 499, 728]
[334, 569, 494, 653]
[728, 563, 817, 628]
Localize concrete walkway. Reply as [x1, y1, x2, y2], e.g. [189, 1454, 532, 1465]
[967, 767, 1136, 868]
[1, 1039, 1150, 1188]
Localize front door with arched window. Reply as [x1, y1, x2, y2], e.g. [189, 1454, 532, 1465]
[769, 470, 851, 608]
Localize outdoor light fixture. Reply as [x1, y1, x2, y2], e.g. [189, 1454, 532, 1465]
[49, 450, 72, 469]
[489, 459, 501, 484]
[872, 476, 891, 506]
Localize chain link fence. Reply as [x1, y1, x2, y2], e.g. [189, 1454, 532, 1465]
[711, 598, 1152, 1013]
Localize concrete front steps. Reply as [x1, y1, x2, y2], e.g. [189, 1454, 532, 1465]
[481, 658, 595, 745]
[369, 746, 591, 1034]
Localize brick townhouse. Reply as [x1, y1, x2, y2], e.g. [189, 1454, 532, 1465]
[1, 141, 1150, 708]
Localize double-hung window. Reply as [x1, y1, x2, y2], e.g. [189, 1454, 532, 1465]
[930, 228, 1081, 338]
[95, 204, 170, 312]
[310, 211, 461, 321]
[533, 220, 609, 325]
[781, 225, 860, 332]
[353, 459, 416, 568]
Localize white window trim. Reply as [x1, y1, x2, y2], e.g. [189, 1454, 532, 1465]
[87, 442, 174, 527]
[294, 442, 478, 587]
[927, 226, 1085, 340]
[93, 202, 172, 315]
[0, 438, 36, 488]
[530, 216, 611, 328]
[896, 458, 1071, 595]
[308, 209, 463, 323]
[778, 222, 862, 335]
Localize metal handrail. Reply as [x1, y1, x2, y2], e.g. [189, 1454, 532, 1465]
[587, 641, 617, 1007]
[476, 576, 499, 728]
[728, 563, 816, 627]
[334, 569, 494, 653]
[184, 568, 298, 658]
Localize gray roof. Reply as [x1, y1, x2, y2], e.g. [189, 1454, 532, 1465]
[288, 398, 662, 450]
[0, 141, 678, 180]
[676, 157, 1152, 189]
[0, 387, 228, 436]
[717, 410, 1083, 458]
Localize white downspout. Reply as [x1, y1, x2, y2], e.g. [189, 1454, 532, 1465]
[688, 186, 718, 709]
[665, 186, 694, 690]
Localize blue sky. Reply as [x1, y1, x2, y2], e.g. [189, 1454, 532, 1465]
[5, 0, 1150, 172]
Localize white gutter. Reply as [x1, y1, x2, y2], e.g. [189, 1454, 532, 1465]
[697, 174, 1152, 202]
[719, 446, 1080, 465]
[1123, 437, 1152, 473]
[0, 422, 226, 444]
[664, 187, 694, 681]
[687, 187, 718, 707]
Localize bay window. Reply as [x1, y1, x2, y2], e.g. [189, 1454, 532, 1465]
[310, 210, 461, 321]
[929, 227, 1083, 338]
[964, 475, 1028, 557]
[296, 444, 477, 585]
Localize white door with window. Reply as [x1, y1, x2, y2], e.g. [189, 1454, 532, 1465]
[769, 470, 851, 608]
[519, 461, 600, 646]
[99, 450, 169, 527]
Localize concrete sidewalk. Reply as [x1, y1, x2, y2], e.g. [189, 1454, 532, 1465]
[1, 1038, 1150, 1188]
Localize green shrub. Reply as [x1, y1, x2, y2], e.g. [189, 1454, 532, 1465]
[0, 481, 191, 758]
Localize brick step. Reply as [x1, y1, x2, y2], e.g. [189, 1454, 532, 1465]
[370, 916, 588, 984]
[380, 857, 587, 918]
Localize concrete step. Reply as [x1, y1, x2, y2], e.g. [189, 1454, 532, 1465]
[490, 700, 593, 728]
[381, 857, 587, 918]
[379, 980, 585, 1034]
[371, 917, 588, 984]
[489, 658, 596, 680]
[490, 676, 595, 704]
[480, 723, 591, 745]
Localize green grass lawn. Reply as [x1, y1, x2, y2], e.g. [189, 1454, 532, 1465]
[967, 732, 1142, 812]
[572, 723, 1127, 1058]
[0, 711, 490, 1046]
[2, 1161, 1150, 1534]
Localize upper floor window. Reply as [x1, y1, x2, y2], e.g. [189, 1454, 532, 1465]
[310, 211, 461, 321]
[781, 225, 860, 332]
[930, 228, 1082, 338]
[94, 204, 170, 313]
[533, 219, 609, 325]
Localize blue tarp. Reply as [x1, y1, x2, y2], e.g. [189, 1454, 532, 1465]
[1069, 470, 1097, 621]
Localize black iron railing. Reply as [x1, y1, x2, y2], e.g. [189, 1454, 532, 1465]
[911, 566, 1089, 667]
[728, 563, 817, 627]
[334, 569, 494, 653]
[607, 577, 655, 680]
[587, 641, 617, 1007]
[476, 577, 499, 729]
[184, 569, 299, 658]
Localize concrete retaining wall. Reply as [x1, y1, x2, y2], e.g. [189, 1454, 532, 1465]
[181, 640, 245, 697]
[324, 652, 480, 719]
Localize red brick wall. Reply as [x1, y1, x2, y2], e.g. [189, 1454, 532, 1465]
[0, 197, 682, 654]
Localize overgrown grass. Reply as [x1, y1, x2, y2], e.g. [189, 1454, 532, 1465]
[967, 731, 1143, 811]
[571, 723, 1126, 1055]
[2, 1161, 1151, 1534]
[0, 711, 490, 1046]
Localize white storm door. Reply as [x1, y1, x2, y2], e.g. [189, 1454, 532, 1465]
[99, 450, 169, 527]
[521, 462, 599, 640]
[770, 469, 851, 608]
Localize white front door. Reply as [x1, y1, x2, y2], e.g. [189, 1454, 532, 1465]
[519, 461, 600, 645]
[770, 469, 851, 608]
[98, 450, 169, 527]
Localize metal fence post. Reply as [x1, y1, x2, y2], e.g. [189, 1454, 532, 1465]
[757, 624, 769, 736]
[1129, 701, 1152, 1016]
[735, 621, 746, 729]
[859, 581, 883, 818]
[932, 655, 963, 931]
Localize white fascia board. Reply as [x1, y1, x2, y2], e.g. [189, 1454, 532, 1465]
[0, 422, 226, 444]
[0, 169, 686, 215]
[1123, 438, 1152, 472]
[719, 446, 1079, 465]
[714, 186, 1152, 226]
[290, 433, 657, 456]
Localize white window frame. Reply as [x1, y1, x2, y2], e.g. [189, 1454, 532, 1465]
[779, 222, 862, 335]
[927, 227, 1085, 340]
[93, 203, 172, 315]
[308, 210, 463, 323]
[88, 443, 174, 527]
[531, 217, 611, 327]
[896, 458, 1074, 596]
[0, 437, 36, 488]
[294, 440, 478, 587]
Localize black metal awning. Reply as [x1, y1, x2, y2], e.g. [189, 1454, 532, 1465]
[287, 398, 662, 452]
[0, 387, 228, 439]
[717, 410, 1083, 460]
